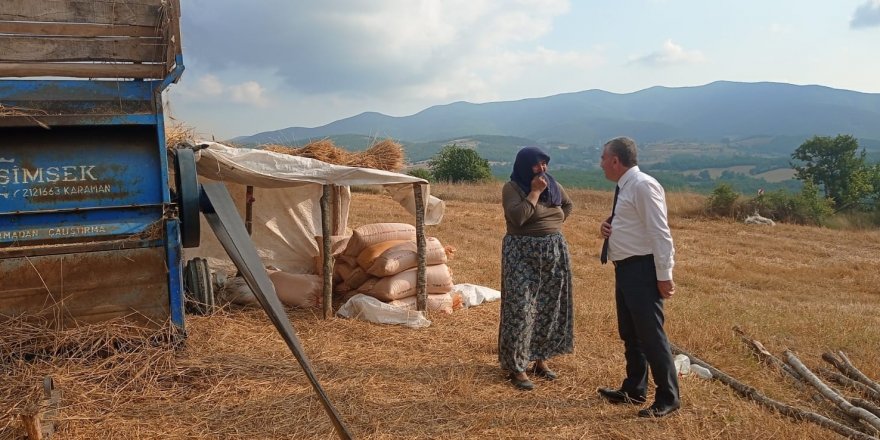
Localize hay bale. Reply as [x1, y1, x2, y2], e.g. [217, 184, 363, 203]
[347, 139, 404, 172]
[264, 138, 405, 172]
[264, 139, 349, 164]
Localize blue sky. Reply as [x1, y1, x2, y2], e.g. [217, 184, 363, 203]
[168, 0, 880, 140]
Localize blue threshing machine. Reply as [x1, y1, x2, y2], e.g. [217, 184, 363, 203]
[0, 0, 199, 329]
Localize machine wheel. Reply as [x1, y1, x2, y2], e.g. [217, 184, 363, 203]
[184, 257, 215, 315]
[173, 148, 201, 248]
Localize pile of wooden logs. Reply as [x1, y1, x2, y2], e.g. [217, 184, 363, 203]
[671, 327, 880, 440]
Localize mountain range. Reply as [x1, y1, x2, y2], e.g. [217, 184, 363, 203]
[233, 81, 880, 152]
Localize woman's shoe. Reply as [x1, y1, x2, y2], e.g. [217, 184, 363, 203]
[508, 373, 534, 391]
[530, 365, 558, 380]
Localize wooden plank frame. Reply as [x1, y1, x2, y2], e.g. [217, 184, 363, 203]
[0, 0, 166, 27]
[0, 0, 180, 79]
[0, 36, 165, 63]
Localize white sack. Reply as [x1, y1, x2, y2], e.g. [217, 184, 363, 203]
[454, 283, 501, 308]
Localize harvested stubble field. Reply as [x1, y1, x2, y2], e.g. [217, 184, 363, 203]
[3, 182, 880, 439]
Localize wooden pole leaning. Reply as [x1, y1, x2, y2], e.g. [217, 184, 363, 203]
[321, 184, 334, 319]
[413, 183, 427, 312]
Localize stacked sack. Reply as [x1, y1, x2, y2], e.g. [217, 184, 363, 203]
[334, 223, 460, 313]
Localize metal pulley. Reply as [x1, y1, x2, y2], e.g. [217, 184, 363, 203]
[173, 147, 201, 248]
[184, 257, 214, 314]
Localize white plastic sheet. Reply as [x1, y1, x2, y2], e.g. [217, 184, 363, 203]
[453, 283, 501, 308]
[186, 142, 446, 273]
[336, 294, 432, 328]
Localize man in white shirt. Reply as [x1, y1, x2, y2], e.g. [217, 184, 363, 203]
[596, 136, 680, 418]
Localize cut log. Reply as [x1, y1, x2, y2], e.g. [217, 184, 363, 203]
[786, 350, 880, 434]
[670, 343, 877, 440]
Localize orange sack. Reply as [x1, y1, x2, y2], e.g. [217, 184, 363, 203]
[357, 264, 454, 301]
[365, 237, 448, 277]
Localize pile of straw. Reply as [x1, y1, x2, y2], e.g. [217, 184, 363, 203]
[264, 138, 405, 172]
[1, 317, 181, 436]
[0, 104, 46, 118]
[165, 122, 196, 150]
[0, 104, 49, 129]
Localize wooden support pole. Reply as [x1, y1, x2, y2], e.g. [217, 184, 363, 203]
[321, 185, 334, 319]
[670, 343, 877, 440]
[785, 350, 880, 434]
[331, 185, 343, 235]
[413, 183, 427, 313]
[20, 413, 42, 440]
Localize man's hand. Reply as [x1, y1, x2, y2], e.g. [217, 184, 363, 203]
[658, 280, 675, 299]
[600, 217, 612, 238]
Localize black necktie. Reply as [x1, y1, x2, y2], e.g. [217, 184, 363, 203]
[600, 185, 620, 264]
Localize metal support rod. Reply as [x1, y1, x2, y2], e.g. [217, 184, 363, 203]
[321, 185, 334, 319]
[413, 183, 427, 313]
[245, 185, 255, 235]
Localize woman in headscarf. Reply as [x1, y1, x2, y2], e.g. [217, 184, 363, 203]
[498, 146, 574, 391]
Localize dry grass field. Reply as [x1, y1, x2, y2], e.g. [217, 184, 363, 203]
[3, 182, 880, 439]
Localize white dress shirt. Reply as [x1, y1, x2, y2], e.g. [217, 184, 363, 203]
[608, 166, 675, 281]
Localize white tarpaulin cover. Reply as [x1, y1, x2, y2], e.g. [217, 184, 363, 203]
[186, 142, 445, 275]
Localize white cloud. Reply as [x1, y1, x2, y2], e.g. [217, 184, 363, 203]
[851, 0, 880, 28]
[181, 0, 577, 101]
[174, 74, 270, 107]
[769, 23, 794, 34]
[229, 81, 269, 107]
[195, 74, 224, 96]
[629, 39, 705, 67]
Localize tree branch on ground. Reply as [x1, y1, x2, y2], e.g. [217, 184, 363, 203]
[823, 352, 880, 395]
[733, 326, 803, 383]
[670, 343, 877, 440]
[819, 368, 880, 405]
[785, 350, 880, 435]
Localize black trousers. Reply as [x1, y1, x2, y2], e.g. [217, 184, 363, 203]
[614, 256, 679, 406]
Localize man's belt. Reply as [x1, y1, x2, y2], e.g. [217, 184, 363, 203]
[612, 254, 653, 268]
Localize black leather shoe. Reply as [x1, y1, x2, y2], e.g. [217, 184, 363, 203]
[529, 365, 558, 380]
[597, 387, 646, 405]
[638, 402, 680, 418]
[509, 373, 534, 391]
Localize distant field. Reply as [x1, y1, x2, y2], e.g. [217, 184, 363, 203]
[753, 167, 795, 182]
[681, 165, 755, 179]
[5, 183, 878, 439]
[681, 165, 795, 183]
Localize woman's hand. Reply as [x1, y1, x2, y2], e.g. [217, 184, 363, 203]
[530, 174, 548, 193]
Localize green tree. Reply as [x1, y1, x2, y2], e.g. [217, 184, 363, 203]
[791, 135, 873, 211]
[405, 168, 434, 182]
[429, 144, 492, 183]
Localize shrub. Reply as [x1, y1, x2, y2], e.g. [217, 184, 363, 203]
[704, 183, 740, 217]
[740, 182, 834, 225]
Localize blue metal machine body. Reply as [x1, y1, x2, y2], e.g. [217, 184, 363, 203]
[0, 57, 187, 328]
